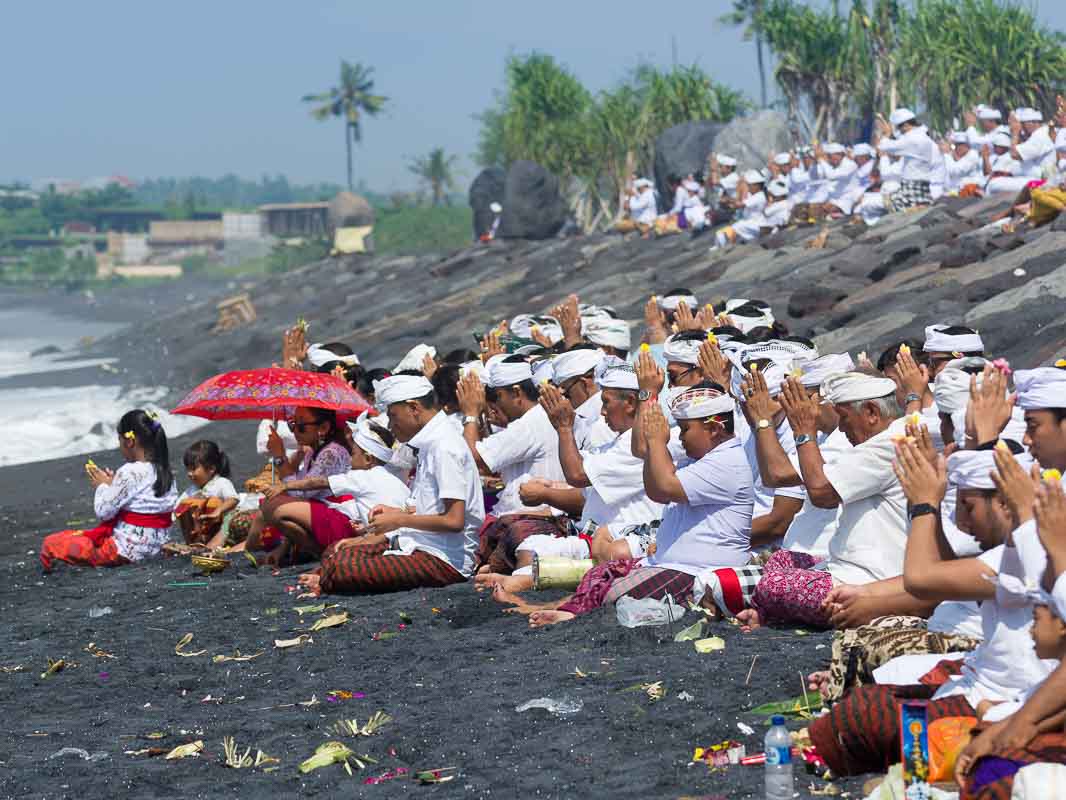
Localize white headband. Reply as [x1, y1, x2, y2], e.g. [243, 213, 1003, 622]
[374, 375, 434, 406]
[670, 387, 735, 420]
[530, 357, 555, 385]
[978, 108, 1002, 121]
[729, 308, 776, 334]
[353, 419, 395, 464]
[716, 155, 737, 167]
[486, 358, 533, 388]
[393, 343, 436, 374]
[773, 153, 792, 166]
[460, 359, 487, 381]
[510, 314, 564, 345]
[1015, 367, 1066, 410]
[743, 169, 766, 184]
[584, 318, 631, 351]
[947, 449, 1034, 491]
[932, 357, 989, 414]
[923, 325, 984, 354]
[307, 343, 359, 368]
[820, 372, 898, 405]
[799, 353, 855, 389]
[823, 143, 845, 155]
[659, 294, 698, 312]
[595, 356, 639, 391]
[551, 349, 603, 384]
[662, 334, 703, 366]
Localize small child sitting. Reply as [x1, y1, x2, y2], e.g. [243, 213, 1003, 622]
[40, 409, 178, 571]
[175, 440, 239, 548]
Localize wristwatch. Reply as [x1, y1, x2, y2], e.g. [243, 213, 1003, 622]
[794, 433, 813, 446]
[462, 415, 479, 426]
[908, 503, 940, 520]
[638, 389, 657, 402]
[270, 456, 286, 467]
[904, 393, 922, 405]
[756, 419, 772, 431]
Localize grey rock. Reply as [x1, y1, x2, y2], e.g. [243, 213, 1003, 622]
[327, 191, 375, 229]
[788, 285, 849, 318]
[498, 161, 567, 240]
[652, 121, 725, 201]
[468, 167, 506, 239]
[966, 260, 1066, 323]
[30, 344, 61, 357]
[712, 110, 794, 173]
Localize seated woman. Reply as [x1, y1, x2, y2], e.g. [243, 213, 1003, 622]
[258, 419, 409, 559]
[40, 409, 177, 571]
[519, 385, 754, 626]
[227, 406, 351, 564]
[175, 440, 239, 548]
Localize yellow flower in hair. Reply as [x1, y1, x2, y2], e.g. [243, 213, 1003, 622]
[706, 332, 717, 345]
[123, 431, 136, 442]
[1043, 469, 1062, 482]
[1055, 359, 1066, 368]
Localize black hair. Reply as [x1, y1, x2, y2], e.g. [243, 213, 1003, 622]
[118, 409, 174, 497]
[566, 342, 600, 352]
[664, 287, 694, 297]
[441, 348, 479, 365]
[877, 340, 930, 372]
[431, 363, 461, 409]
[182, 440, 231, 480]
[671, 330, 709, 343]
[358, 367, 391, 401]
[711, 325, 746, 341]
[342, 363, 366, 388]
[745, 326, 776, 343]
[366, 421, 395, 450]
[1001, 438, 1025, 455]
[667, 173, 681, 186]
[320, 342, 354, 357]
[300, 407, 352, 454]
[412, 390, 438, 409]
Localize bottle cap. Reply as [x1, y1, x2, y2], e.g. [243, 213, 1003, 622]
[771, 715, 785, 726]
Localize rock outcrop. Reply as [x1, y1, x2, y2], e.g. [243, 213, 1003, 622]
[498, 161, 568, 240]
[468, 167, 506, 239]
[327, 192, 375, 230]
[653, 121, 725, 200]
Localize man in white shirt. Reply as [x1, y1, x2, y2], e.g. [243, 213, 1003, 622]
[617, 178, 657, 235]
[816, 142, 860, 218]
[984, 132, 1027, 195]
[965, 105, 1003, 149]
[1012, 108, 1055, 179]
[306, 375, 485, 594]
[875, 108, 936, 211]
[738, 372, 908, 630]
[546, 346, 614, 450]
[943, 132, 984, 193]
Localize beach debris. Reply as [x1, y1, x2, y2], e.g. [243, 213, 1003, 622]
[40, 658, 66, 679]
[212, 650, 264, 664]
[213, 293, 256, 333]
[221, 736, 278, 769]
[809, 782, 841, 796]
[692, 741, 746, 766]
[309, 611, 349, 631]
[164, 740, 204, 760]
[174, 634, 206, 657]
[737, 722, 756, 736]
[49, 747, 109, 762]
[296, 592, 318, 600]
[88, 606, 113, 618]
[144, 732, 168, 740]
[678, 691, 695, 703]
[263, 607, 279, 616]
[371, 629, 399, 641]
[750, 691, 823, 719]
[515, 696, 584, 715]
[293, 602, 329, 615]
[191, 554, 229, 574]
[673, 619, 706, 642]
[414, 767, 456, 784]
[326, 690, 366, 703]
[274, 635, 313, 649]
[693, 636, 726, 653]
[298, 741, 376, 775]
[399, 611, 413, 624]
[0, 664, 25, 674]
[363, 767, 410, 785]
[431, 607, 441, 614]
[125, 747, 167, 757]
[745, 655, 759, 685]
[242, 551, 259, 569]
[84, 642, 117, 660]
[643, 681, 666, 702]
[332, 711, 392, 737]
[572, 667, 597, 679]
[167, 581, 210, 588]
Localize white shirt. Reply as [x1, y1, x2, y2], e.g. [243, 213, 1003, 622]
[736, 412, 807, 519]
[643, 436, 754, 572]
[1016, 126, 1055, 178]
[476, 403, 565, 517]
[574, 392, 614, 451]
[628, 188, 657, 225]
[741, 190, 767, 220]
[385, 411, 485, 576]
[94, 461, 179, 561]
[326, 466, 411, 524]
[668, 185, 687, 215]
[787, 166, 812, 203]
[878, 127, 936, 182]
[820, 157, 860, 205]
[822, 417, 909, 584]
[580, 428, 662, 528]
[760, 199, 791, 229]
[720, 172, 740, 199]
[177, 474, 238, 504]
[782, 427, 852, 558]
[944, 149, 983, 191]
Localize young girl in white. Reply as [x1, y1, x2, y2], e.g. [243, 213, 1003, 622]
[40, 409, 178, 571]
[175, 440, 240, 548]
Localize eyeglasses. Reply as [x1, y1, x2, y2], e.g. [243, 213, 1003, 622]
[288, 420, 319, 433]
[558, 377, 582, 400]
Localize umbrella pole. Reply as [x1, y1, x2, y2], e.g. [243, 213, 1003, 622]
[271, 408, 276, 484]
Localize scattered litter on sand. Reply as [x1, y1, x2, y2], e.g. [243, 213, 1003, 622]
[515, 696, 584, 715]
[174, 633, 206, 657]
[164, 740, 203, 760]
[49, 747, 108, 762]
[693, 636, 726, 653]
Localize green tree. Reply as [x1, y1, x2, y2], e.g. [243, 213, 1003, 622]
[302, 61, 388, 192]
[408, 148, 461, 206]
[719, 0, 769, 108]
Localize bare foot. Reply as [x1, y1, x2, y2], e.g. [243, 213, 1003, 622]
[807, 670, 832, 699]
[297, 572, 321, 591]
[474, 572, 533, 593]
[473, 571, 507, 592]
[529, 610, 575, 628]
[476, 564, 491, 574]
[735, 608, 763, 633]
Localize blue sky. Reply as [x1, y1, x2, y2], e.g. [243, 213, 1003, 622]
[4, 1, 1065, 191]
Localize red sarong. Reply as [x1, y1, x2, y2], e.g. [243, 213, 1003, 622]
[40, 510, 171, 571]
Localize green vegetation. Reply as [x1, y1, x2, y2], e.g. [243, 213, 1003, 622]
[408, 148, 461, 207]
[303, 61, 388, 192]
[373, 205, 472, 254]
[135, 174, 344, 209]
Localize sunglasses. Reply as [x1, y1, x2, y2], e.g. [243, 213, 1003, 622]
[288, 420, 320, 433]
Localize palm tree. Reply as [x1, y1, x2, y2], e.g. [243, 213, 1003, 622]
[719, 0, 769, 108]
[302, 61, 387, 192]
[407, 148, 460, 206]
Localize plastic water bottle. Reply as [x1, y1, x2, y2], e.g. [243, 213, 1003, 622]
[764, 715, 794, 799]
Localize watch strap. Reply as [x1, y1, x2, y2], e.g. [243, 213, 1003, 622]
[908, 502, 939, 520]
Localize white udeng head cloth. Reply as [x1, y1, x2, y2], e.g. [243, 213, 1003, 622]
[932, 357, 989, 414]
[353, 418, 395, 464]
[947, 448, 1034, 491]
[584, 318, 631, 351]
[595, 356, 639, 391]
[923, 324, 984, 354]
[819, 372, 898, 405]
[510, 314, 564, 345]
[799, 353, 855, 389]
[530, 357, 555, 385]
[670, 386, 735, 420]
[1015, 367, 1066, 410]
[659, 293, 699, 312]
[551, 349, 604, 384]
[662, 334, 703, 366]
[307, 343, 360, 368]
[393, 343, 436, 373]
[374, 375, 434, 406]
[486, 357, 534, 388]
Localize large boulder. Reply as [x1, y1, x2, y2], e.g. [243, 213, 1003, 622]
[653, 121, 725, 200]
[712, 110, 793, 173]
[328, 192, 375, 229]
[468, 167, 506, 239]
[498, 161, 568, 240]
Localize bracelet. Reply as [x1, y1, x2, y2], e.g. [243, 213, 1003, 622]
[904, 393, 921, 405]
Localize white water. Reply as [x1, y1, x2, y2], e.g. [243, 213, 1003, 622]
[0, 307, 207, 467]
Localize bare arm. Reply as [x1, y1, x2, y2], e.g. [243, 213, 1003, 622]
[403, 498, 467, 534]
[744, 370, 802, 488]
[555, 424, 590, 488]
[641, 404, 686, 504]
[274, 475, 331, 493]
[779, 377, 841, 508]
[749, 495, 803, 547]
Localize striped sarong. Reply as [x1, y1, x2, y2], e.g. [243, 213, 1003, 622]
[319, 539, 464, 595]
[557, 560, 695, 616]
[809, 683, 976, 776]
[475, 513, 567, 574]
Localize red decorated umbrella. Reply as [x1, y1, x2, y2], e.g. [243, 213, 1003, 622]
[172, 368, 371, 421]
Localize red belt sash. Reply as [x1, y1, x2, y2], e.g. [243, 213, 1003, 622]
[82, 510, 173, 546]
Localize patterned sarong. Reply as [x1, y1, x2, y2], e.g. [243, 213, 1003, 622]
[476, 514, 567, 574]
[809, 683, 976, 776]
[39, 530, 128, 571]
[887, 179, 932, 211]
[556, 559, 696, 616]
[750, 549, 833, 627]
[319, 539, 464, 595]
[963, 737, 1066, 800]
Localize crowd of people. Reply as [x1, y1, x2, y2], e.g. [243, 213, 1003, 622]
[618, 99, 1066, 249]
